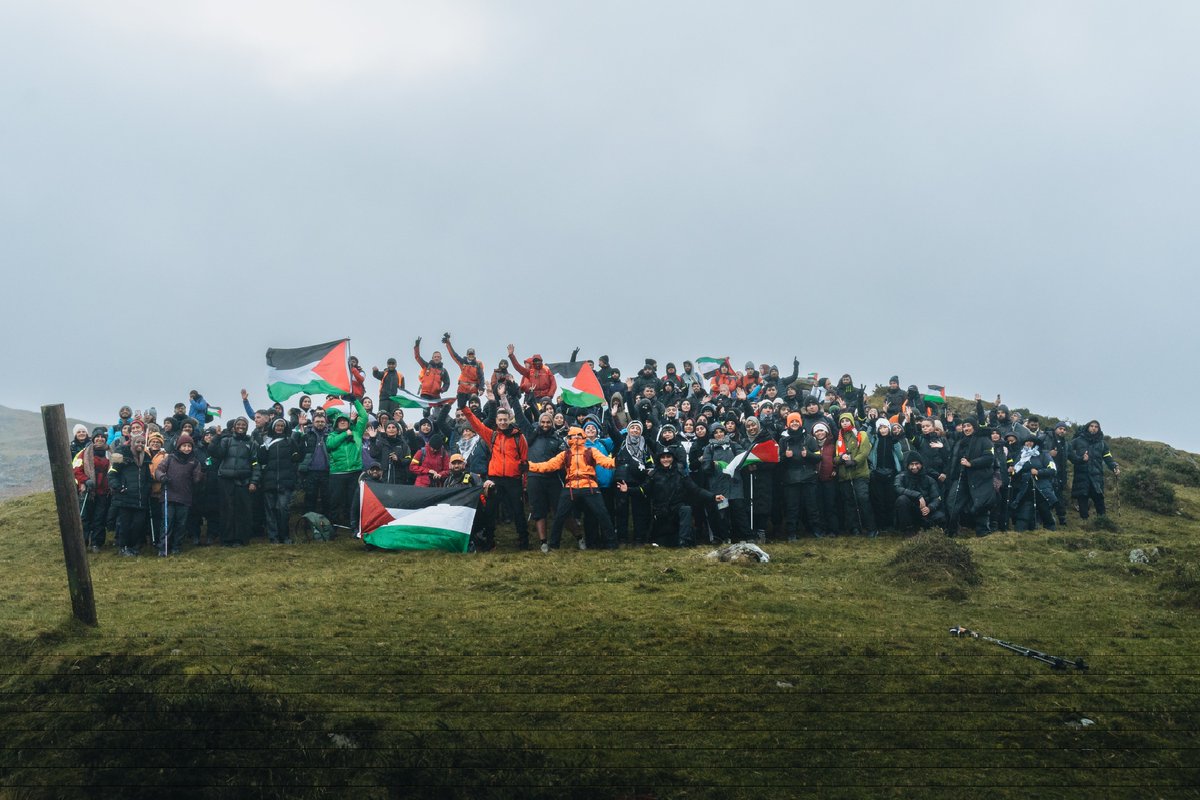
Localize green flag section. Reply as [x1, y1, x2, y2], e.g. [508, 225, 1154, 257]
[923, 384, 947, 405]
[266, 339, 352, 402]
[695, 356, 727, 379]
[359, 483, 480, 552]
[547, 361, 604, 407]
[721, 440, 780, 477]
[389, 388, 455, 409]
[206, 406, 222, 420]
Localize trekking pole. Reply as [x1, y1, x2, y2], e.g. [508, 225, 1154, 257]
[1113, 472, 1121, 519]
[949, 626, 1087, 671]
[80, 489, 90, 522]
[162, 489, 169, 555]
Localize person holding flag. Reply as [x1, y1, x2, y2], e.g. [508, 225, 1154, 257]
[736, 416, 780, 543]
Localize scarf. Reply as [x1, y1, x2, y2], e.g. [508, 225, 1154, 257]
[623, 433, 647, 463]
[458, 435, 480, 462]
[1012, 445, 1040, 474]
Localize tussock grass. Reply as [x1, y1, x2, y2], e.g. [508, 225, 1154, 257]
[884, 533, 980, 601]
[3, 487, 1200, 798]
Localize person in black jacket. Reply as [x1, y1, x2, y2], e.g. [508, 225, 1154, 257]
[1046, 421, 1071, 525]
[372, 358, 404, 416]
[613, 420, 654, 545]
[371, 420, 412, 485]
[257, 417, 305, 543]
[893, 452, 945, 535]
[637, 449, 724, 547]
[188, 427, 222, 546]
[210, 417, 260, 547]
[739, 416, 777, 542]
[779, 412, 821, 539]
[945, 417, 995, 537]
[1069, 420, 1120, 519]
[108, 435, 152, 556]
[1009, 437, 1058, 532]
[514, 410, 565, 550]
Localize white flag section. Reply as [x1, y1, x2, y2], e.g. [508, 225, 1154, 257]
[358, 482, 480, 552]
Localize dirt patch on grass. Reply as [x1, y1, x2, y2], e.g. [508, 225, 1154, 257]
[885, 533, 980, 600]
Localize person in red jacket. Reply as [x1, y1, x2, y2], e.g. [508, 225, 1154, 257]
[413, 336, 450, 400]
[73, 428, 112, 552]
[409, 433, 452, 487]
[443, 333, 485, 409]
[348, 356, 366, 400]
[463, 405, 530, 549]
[507, 343, 557, 401]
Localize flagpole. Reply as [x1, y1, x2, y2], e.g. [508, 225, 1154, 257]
[750, 472, 755, 532]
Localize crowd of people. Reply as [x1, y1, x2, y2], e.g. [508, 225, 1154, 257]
[70, 335, 1120, 556]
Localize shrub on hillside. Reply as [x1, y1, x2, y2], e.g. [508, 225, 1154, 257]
[1110, 439, 1200, 487]
[885, 533, 979, 600]
[1122, 468, 1179, 515]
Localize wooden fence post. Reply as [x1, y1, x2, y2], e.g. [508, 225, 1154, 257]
[41, 404, 98, 626]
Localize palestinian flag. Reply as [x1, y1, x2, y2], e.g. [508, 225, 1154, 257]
[390, 388, 455, 409]
[923, 384, 947, 405]
[322, 397, 352, 417]
[547, 361, 604, 408]
[359, 483, 480, 552]
[721, 440, 780, 476]
[206, 406, 222, 420]
[805, 372, 819, 383]
[696, 356, 727, 380]
[266, 339, 352, 402]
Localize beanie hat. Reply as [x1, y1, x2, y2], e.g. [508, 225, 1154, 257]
[429, 433, 445, 449]
[876, 418, 891, 431]
[176, 433, 194, 448]
[72, 424, 88, 438]
[627, 420, 643, 433]
[147, 431, 165, 446]
[91, 426, 108, 439]
[890, 375, 899, 384]
[787, 412, 803, 426]
[813, 422, 831, 435]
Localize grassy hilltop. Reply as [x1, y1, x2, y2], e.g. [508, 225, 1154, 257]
[1, 429, 1199, 798]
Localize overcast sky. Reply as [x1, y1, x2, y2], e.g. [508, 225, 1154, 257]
[3, 2, 1196, 450]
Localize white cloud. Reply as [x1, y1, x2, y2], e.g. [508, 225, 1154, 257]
[71, 0, 496, 91]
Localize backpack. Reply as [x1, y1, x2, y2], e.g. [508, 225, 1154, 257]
[293, 511, 335, 542]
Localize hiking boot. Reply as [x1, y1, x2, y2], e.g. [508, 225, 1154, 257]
[89, 545, 101, 554]
[578, 538, 587, 551]
[540, 541, 549, 554]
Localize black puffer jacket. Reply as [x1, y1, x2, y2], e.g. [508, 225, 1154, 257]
[778, 429, 820, 484]
[644, 463, 715, 516]
[257, 428, 304, 491]
[108, 446, 152, 509]
[1069, 422, 1118, 497]
[211, 431, 260, 485]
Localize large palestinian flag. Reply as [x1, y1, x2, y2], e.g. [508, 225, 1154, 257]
[389, 388, 455, 410]
[266, 339, 352, 402]
[720, 440, 780, 477]
[547, 361, 604, 408]
[695, 356, 728, 380]
[923, 384, 947, 405]
[359, 483, 480, 552]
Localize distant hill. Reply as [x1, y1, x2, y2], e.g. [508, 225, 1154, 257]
[0, 405, 101, 500]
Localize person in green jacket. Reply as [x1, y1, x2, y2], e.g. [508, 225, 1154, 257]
[835, 412, 877, 537]
[326, 397, 367, 530]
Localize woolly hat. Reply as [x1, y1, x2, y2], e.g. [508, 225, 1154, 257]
[876, 418, 891, 431]
[72, 424, 88, 438]
[659, 423, 677, 434]
[904, 451, 925, 467]
[838, 412, 855, 426]
[627, 420, 643, 433]
[429, 433, 445, 449]
[176, 433, 194, 448]
[91, 426, 108, 439]
[786, 412, 803, 426]
[147, 431, 165, 446]
[890, 375, 899, 384]
[813, 422, 831, 435]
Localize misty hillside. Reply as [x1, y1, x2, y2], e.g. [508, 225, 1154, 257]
[0, 405, 100, 500]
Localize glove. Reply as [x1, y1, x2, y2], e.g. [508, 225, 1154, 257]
[415, 336, 422, 347]
[84, 479, 95, 491]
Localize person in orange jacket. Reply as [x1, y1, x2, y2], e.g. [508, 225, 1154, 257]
[413, 336, 450, 400]
[463, 404, 530, 549]
[443, 333, 485, 410]
[529, 426, 617, 551]
[507, 343, 557, 401]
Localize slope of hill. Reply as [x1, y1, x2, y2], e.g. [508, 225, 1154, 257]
[0, 405, 101, 500]
[1, 427, 1198, 796]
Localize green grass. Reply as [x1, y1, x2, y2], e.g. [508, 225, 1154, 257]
[2, 483, 1200, 799]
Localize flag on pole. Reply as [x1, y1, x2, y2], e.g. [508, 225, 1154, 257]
[206, 405, 222, 420]
[321, 397, 352, 417]
[923, 384, 946, 405]
[804, 372, 819, 383]
[359, 483, 480, 552]
[546, 361, 604, 408]
[721, 440, 780, 476]
[695, 356, 727, 379]
[389, 388, 456, 410]
[266, 339, 352, 402]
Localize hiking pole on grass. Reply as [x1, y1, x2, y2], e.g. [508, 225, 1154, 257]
[949, 626, 1088, 671]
